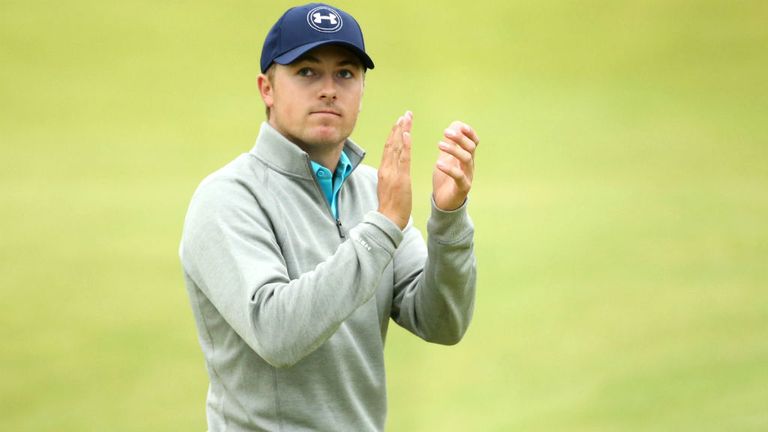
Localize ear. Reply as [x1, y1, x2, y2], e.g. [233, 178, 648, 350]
[257, 73, 274, 109]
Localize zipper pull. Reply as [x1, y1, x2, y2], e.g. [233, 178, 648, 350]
[336, 219, 345, 239]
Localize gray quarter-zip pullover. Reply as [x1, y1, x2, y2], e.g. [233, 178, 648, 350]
[180, 122, 476, 431]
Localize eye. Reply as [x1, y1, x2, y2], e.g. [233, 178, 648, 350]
[337, 69, 354, 79]
[298, 67, 315, 77]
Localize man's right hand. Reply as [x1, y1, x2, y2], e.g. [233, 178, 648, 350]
[377, 111, 413, 230]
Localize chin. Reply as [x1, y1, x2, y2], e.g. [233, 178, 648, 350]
[309, 126, 346, 146]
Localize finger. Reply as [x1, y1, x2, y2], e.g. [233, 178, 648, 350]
[444, 128, 477, 155]
[393, 116, 407, 145]
[436, 161, 470, 190]
[382, 116, 404, 167]
[391, 117, 407, 169]
[402, 110, 413, 134]
[438, 140, 472, 165]
[447, 121, 480, 146]
[394, 116, 405, 152]
[401, 112, 413, 168]
[441, 131, 476, 178]
[385, 117, 402, 148]
[461, 124, 480, 145]
[401, 131, 412, 169]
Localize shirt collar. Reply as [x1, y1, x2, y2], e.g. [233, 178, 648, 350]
[336, 149, 353, 180]
[250, 122, 365, 179]
[309, 149, 353, 185]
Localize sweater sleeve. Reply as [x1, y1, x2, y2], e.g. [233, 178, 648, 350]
[180, 178, 404, 368]
[390, 197, 477, 344]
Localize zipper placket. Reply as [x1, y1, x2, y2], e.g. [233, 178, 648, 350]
[307, 158, 345, 239]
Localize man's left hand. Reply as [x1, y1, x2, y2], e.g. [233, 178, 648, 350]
[432, 121, 480, 211]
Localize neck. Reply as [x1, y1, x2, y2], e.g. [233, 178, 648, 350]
[305, 145, 343, 172]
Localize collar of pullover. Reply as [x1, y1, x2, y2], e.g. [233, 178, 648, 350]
[250, 122, 366, 179]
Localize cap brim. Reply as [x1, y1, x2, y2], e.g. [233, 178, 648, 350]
[273, 40, 375, 70]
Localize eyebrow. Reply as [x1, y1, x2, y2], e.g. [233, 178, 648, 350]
[294, 54, 362, 69]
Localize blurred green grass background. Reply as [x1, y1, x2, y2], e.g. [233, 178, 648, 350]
[2, 1, 767, 430]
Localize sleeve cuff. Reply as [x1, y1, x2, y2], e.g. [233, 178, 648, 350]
[362, 211, 405, 249]
[427, 196, 474, 243]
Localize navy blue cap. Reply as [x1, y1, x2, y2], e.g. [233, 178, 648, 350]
[260, 3, 374, 73]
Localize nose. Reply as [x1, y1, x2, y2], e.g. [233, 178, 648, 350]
[318, 75, 337, 101]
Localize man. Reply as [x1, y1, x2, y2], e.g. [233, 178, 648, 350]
[180, 3, 480, 431]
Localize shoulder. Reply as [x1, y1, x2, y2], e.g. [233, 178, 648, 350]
[196, 153, 267, 195]
[185, 154, 267, 221]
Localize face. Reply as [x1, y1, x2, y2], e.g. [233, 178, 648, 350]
[258, 45, 365, 152]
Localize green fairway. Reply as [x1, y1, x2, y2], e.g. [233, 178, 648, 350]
[2, 1, 766, 430]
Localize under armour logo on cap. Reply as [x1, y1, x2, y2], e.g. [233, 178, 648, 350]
[307, 6, 343, 32]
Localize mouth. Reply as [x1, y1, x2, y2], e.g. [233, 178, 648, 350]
[310, 109, 342, 117]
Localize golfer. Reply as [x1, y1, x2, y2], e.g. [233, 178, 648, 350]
[180, 3, 480, 430]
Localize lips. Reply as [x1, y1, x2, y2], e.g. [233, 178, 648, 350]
[310, 109, 342, 117]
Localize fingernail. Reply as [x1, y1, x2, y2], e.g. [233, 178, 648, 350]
[444, 129, 454, 137]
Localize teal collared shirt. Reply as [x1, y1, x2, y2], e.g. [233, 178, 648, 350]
[310, 150, 353, 219]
